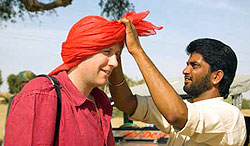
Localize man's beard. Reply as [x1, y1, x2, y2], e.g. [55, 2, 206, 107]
[183, 73, 212, 98]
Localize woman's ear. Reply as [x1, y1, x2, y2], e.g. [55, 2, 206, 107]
[211, 70, 224, 85]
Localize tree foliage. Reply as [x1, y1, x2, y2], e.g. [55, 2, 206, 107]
[7, 74, 21, 94]
[0, 0, 134, 24]
[242, 98, 250, 109]
[99, 0, 134, 20]
[0, 70, 3, 88]
[101, 75, 145, 93]
[124, 74, 145, 87]
[1, 0, 28, 23]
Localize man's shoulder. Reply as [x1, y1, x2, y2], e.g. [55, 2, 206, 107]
[190, 97, 243, 120]
[18, 76, 56, 97]
[187, 97, 242, 116]
[208, 98, 239, 111]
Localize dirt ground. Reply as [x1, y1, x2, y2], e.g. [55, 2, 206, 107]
[111, 117, 146, 128]
[242, 109, 250, 117]
[0, 104, 7, 141]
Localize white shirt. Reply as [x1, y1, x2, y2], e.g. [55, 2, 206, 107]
[130, 95, 246, 146]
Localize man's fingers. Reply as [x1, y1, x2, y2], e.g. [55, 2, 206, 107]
[119, 18, 134, 31]
[119, 18, 138, 36]
[118, 18, 130, 26]
[119, 17, 142, 53]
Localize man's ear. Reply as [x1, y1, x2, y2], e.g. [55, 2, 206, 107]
[211, 70, 224, 85]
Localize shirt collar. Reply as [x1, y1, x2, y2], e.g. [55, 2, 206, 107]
[193, 97, 224, 104]
[56, 71, 110, 107]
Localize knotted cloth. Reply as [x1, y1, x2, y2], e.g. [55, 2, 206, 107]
[49, 10, 163, 75]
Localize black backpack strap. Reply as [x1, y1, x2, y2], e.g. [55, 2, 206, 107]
[36, 74, 61, 146]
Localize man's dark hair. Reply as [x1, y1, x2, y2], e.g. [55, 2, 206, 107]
[186, 38, 237, 98]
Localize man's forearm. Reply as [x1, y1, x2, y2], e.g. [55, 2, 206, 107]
[109, 64, 137, 115]
[130, 48, 188, 129]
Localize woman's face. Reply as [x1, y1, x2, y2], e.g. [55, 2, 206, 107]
[78, 44, 122, 87]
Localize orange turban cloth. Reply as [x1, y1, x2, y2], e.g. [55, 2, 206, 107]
[49, 10, 163, 75]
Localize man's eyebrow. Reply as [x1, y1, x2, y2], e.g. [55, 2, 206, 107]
[187, 61, 199, 65]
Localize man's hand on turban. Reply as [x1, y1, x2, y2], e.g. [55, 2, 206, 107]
[119, 18, 143, 56]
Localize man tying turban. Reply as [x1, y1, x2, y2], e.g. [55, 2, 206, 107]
[4, 11, 162, 146]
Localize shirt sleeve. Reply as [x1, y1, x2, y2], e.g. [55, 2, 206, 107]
[129, 95, 171, 133]
[4, 89, 58, 146]
[174, 101, 200, 136]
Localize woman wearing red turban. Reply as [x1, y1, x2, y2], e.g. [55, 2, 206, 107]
[4, 11, 162, 146]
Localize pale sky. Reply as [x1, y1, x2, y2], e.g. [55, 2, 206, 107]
[0, 0, 250, 93]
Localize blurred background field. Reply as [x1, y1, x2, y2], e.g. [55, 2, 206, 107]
[0, 103, 7, 143]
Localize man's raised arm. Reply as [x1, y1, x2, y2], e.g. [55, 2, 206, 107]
[109, 61, 137, 115]
[119, 18, 188, 130]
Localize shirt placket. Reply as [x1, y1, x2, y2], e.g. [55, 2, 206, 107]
[89, 100, 106, 145]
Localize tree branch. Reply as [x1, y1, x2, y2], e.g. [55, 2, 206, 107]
[20, 0, 73, 12]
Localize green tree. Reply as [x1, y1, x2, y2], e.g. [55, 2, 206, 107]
[100, 75, 145, 93]
[124, 74, 145, 87]
[0, 0, 134, 24]
[0, 70, 3, 88]
[7, 74, 21, 94]
[242, 98, 250, 109]
[99, 0, 134, 20]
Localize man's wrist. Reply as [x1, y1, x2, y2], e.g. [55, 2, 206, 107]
[108, 78, 126, 87]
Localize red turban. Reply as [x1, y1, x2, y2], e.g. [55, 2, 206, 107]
[49, 10, 163, 75]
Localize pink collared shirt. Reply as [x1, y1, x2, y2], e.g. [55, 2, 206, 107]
[4, 71, 115, 146]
